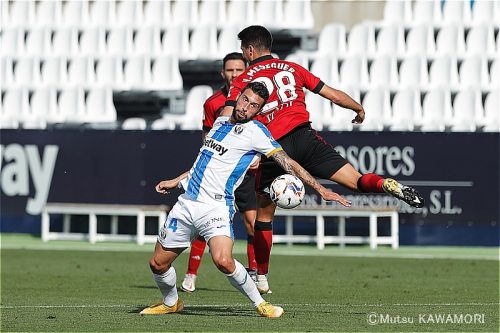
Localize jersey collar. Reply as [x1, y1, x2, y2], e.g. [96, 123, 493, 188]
[249, 54, 274, 66]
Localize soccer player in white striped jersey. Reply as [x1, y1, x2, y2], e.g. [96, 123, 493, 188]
[140, 82, 351, 318]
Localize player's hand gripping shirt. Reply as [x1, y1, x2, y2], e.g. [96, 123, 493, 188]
[181, 116, 282, 209]
[226, 55, 325, 140]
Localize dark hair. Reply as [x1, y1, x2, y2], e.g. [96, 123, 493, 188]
[237, 25, 273, 52]
[222, 52, 246, 69]
[242, 81, 270, 105]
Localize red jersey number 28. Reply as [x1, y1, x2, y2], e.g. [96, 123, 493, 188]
[253, 71, 298, 113]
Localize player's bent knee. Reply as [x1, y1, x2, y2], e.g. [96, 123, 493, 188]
[148, 257, 169, 275]
[212, 255, 235, 274]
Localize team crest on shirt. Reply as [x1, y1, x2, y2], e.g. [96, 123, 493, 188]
[234, 125, 244, 135]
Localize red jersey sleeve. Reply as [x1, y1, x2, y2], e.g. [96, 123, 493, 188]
[202, 99, 217, 131]
[295, 63, 324, 94]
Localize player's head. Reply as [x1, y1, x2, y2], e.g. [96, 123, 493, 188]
[221, 52, 246, 87]
[238, 25, 273, 62]
[232, 81, 269, 123]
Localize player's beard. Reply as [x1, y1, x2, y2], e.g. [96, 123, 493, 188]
[232, 108, 251, 123]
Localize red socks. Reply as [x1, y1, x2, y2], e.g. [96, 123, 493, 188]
[247, 235, 257, 270]
[254, 221, 273, 275]
[358, 173, 385, 193]
[186, 237, 206, 275]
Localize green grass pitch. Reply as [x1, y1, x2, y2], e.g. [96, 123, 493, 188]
[1, 234, 498, 332]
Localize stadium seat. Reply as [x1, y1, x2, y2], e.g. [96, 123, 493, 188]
[61, 0, 88, 27]
[8, 0, 35, 27]
[85, 88, 117, 123]
[67, 56, 95, 88]
[429, 56, 460, 90]
[57, 88, 86, 123]
[471, 0, 498, 24]
[218, 26, 242, 58]
[95, 56, 124, 89]
[35, 0, 62, 27]
[115, 0, 142, 27]
[24, 28, 51, 56]
[179, 85, 213, 130]
[390, 89, 422, 131]
[305, 91, 331, 131]
[283, 0, 314, 30]
[30, 88, 59, 125]
[106, 27, 134, 56]
[435, 24, 466, 56]
[316, 23, 347, 56]
[189, 25, 219, 60]
[399, 56, 429, 89]
[465, 25, 496, 56]
[123, 56, 151, 90]
[368, 56, 399, 90]
[375, 24, 406, 57]
[1, 88, 29, 127]
[442, 0, 472, 25]
[161, 25, 190, 59]
[79, 27, 107, 56]
[339, 56, 369, 90]
[150, 55, 183, 91]
[122, 117, 147, 130]
[1, 0, 9, 29]
[171, 0, 198, 27]
[255, 0, 284, 30]
[360, 89, 390, 131]
[421, 89, 453, 132]
[199, 0, 226, 28]
[151, 117, 177, 130]
[347, 22, 376, 56]
[383, 0, 412, 24]
[1, 57, 14, 86]
[41, 57, 67, 88]
[13, 57, 41, 88]
[405, 24, 436, 56]
[134, 26, 162, 56]
[413, 0, 442, 25]
[326, 87, 360, 131]
[226, 0, 255, 27]
[459, 56, 489, 89]
[1, 27, 24, 56]
[451, 89, 482, 132]
[482, 90, 500, 132]
[143, 0, 172, 27]
[52, 27, 79, 56]
[88, 0, 115, 27]
[310, 56, 339, 87]
[490, 59, 499, 89]
[285, 52, 310, 71]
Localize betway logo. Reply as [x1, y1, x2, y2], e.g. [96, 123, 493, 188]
[204, 139, 228, 156]
[1, 144, 59, 215]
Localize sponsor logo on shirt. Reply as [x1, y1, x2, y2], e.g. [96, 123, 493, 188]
[204, 139, 228, 156]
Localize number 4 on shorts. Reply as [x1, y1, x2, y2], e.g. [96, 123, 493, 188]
[167, 218, 178, 232]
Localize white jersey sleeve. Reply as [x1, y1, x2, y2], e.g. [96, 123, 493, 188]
[251, 120, 283, 157]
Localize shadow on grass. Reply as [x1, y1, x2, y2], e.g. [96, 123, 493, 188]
[129, 305, 254, 317]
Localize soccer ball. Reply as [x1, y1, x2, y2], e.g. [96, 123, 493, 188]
[270, 174, 305, 209]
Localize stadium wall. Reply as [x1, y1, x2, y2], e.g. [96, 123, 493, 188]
[0, 129, 498, 246]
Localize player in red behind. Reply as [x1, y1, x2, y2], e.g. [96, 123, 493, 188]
[222, 26, 424, 294]
[181, 53, 259, 293]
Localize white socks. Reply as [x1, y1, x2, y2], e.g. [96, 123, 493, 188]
[225, 259, 264, 308]
[153, 266, 178, 307]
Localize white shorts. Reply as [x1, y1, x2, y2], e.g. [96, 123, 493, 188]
[157, 193, 235, 248]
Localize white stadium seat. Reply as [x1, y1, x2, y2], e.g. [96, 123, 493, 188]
[413, 0, 442, 24]
[482, 90, 500, 132]
[339, 56, 369, 90]
[25, 28, 51, 56]
[305, 91, 331, 131]
[161, 25, 190, 59]
[442, 0, 472, 25]
[1, 57, 15, 86]
[13, 57, 41, 88]
[472, 0, 498, 24]
[490, 59, 499, 89]
[122, 117, 147, 130]
[8, 0, 35, 27]
[347, 22, 376, 56]
[383, 0, 412, 24]
[123, 56, 151, 90]
[67, 56, 95, 87]
[327, 87, 360, 131]
[390, 89, 422, 131]
[283, 0, 314, 30]
[58, 88, 86, 123]
[285, 52, 310, 71]
[360, 89, 391, 131]
[2, 88, 29, 126]
[171, 0, 198, 27]
[317, 23, 347, 56]
[143, 0, 172, 27]
[85, 88, 117, 123]
[35, 0, 62, 27]
[52, 27, 79, 56]
[30, 88, 58, 125]
[189, 25, 219, 60]
[226, 0, 255, 27]
[218, 26, 242, 57]
[180, 85, 213, 130]
[451, 89, 483, 132]
[61, 0, 88, 27]
[79, 27, 107, 56]
[399, 56, 429, 89]
[255, 0, 284, 30]
[151, 55, 183, 91]
[95, 56, 124, 89]
[369, 56, 399, 90]
[310, 56, 339, 87]
[106, 27, 134, 56]
[465, 25, 496, 56]
[405, 25, 436, 56]
[459, 56, 490, 89]
[1, 27, 24, 56]
[151, 117, 177, 130]
[436, 24, 466, 56]
[115, 0, 143, 27]
[88, 0, 115, 27]
[429, 56, 460, 90]
[134, 26, 162, 56]
[421, 89, 453, 132]
[199, 0, 226, 28]
[375, 24, 406, 56]
[40, 57, 67, 88]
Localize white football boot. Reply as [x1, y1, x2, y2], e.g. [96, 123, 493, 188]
[180, 273, 197, 292]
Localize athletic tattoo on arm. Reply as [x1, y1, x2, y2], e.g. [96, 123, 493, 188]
[271, 150, 325, 194]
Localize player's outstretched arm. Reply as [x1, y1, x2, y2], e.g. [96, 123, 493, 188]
[155, 171, 189, 194]
[270, 150, 351, 207]
[318, 85, 365, 124]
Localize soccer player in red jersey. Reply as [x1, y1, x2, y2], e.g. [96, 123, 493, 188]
[222, 26, 424, 294]
[181, 53, 259, 293]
